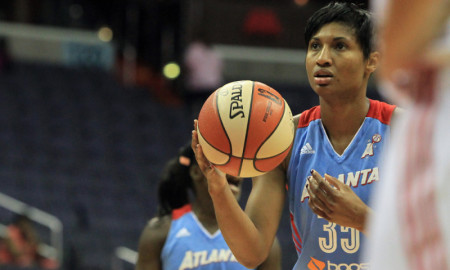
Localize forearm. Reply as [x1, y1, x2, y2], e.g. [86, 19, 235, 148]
[192, 124, 284, 268]
[208, 183, 269, 268]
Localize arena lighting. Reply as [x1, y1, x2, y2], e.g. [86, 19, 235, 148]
[98, 26, 113, 42]
[163, 62, 180, 79]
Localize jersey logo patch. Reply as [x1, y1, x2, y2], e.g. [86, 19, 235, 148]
[308, 257, 325, 270]
[301, 143, 316, 155]
[361, 134, 381, 159]
[175, 227, 191, 238]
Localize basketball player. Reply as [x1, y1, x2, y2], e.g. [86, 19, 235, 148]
[135, 143, 281, 270]
[366, 0, 450, 269]
[192, 2, 398, 269]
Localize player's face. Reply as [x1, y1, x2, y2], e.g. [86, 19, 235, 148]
[305, 22, 371, 100]
[195, 168, 243, 201]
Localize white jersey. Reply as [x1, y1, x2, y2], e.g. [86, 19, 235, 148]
[366, 1, 450, 269]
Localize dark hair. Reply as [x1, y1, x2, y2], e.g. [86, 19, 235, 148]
[156, 143, 197, 216]
[304, 2, 374, 59]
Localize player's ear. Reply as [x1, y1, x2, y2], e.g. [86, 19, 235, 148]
[366, 51, 380, 74]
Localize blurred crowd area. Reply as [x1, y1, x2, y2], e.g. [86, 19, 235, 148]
[0, 1, 377, 270]
[0, 215, 58, 269]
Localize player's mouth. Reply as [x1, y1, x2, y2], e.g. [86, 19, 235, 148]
[314, 70, 334, 86]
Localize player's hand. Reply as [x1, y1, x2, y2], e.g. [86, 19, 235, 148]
[192, 120, 228, 195]
[306, 169, 371, 234]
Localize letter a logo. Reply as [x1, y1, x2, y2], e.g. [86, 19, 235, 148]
[361, 134, 382, 158]
[307, 257, 325, 270]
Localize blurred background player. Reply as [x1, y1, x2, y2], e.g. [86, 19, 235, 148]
[135, 143, 281, 270]
[0, 214, 58, 269]
[192, 2, 397, 269]
[366, 0, 450, 269]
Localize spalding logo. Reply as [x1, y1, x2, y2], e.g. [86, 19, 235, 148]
[229, 83, 245, 119]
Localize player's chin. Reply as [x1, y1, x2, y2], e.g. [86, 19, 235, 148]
[227, 176, 242, 196]
[230, 187, 241, 198]
[314, 82, 332, 88]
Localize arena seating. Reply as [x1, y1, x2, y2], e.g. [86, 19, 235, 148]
[0, 62, 193, 269]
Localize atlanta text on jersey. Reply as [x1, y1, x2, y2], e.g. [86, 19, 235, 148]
[178, 249, 239, 270]
[301, 167, 379, 202]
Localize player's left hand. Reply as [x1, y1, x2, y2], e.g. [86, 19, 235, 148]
[306, 169, 371, 234]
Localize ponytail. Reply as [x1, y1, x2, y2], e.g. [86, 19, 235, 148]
[156, 143, 197, 216]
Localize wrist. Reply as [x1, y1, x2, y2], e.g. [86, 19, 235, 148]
[207, 178, 228, 197]
[356, 205, 372, 235]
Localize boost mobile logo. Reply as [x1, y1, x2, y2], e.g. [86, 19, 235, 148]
[307, 257, 369, 270]
[308, 257, 325, 270]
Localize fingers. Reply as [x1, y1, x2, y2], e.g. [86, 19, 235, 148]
[192, 120, 224, 178]
[310, 170, 337, 199]
[324, 174, 345, 190]
[308, 196, 331, 220]
[306, 177, 333, 216]
[307, 170, 340, 217]
[192, 120, 212, 173]
[191, 120, 199, 150]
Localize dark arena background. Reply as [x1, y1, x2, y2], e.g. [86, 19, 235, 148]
[0, 0, 381, 269]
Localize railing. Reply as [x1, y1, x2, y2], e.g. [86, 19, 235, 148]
[111, 246, 138, 270]
[0, 192, 63, 263]
[0, 21, 115, 70]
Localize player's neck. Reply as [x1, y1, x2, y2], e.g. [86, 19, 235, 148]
[320, 97, 370, 154]
[192, 201, 219, 234]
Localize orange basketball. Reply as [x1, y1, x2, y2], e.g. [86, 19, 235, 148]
[197, 80, 294, 177]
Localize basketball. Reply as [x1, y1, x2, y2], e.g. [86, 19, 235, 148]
[197, 80, 294, 177]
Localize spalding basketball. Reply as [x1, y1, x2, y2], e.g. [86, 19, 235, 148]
[197, 80, 294, 177]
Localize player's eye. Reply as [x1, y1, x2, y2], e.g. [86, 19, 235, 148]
[335, 42, 347, 50]
[310, 42, 320, 50]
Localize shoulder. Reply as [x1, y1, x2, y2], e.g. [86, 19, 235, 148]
[293, 113, 301, 128]
[146, 215, 172, 240]
[297, 106, 321, 128]
[366, 99, 398, 125]
[280, 113, 301, 171]
[136, 215, 172, 269]
[148, 215, 172, 230]
[137, 215, 171, 257]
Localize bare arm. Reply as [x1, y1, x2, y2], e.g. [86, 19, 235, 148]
[135, 216, 170, 270]
[192, 120, 286, 268]
[257, 237, 282, 270]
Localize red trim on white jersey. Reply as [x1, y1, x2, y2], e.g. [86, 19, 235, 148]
[399, 76, 448, 270]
